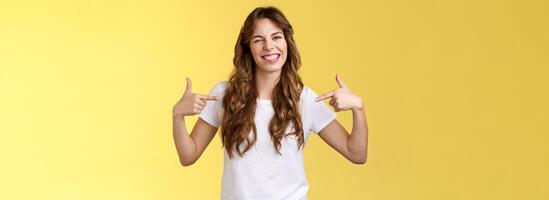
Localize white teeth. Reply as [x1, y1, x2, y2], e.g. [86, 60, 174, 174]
[262, 54, 280, 61]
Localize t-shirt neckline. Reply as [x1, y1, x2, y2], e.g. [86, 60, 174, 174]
[256, 98, 272, 104]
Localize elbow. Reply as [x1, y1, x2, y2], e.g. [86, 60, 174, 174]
[348, 147, 368, 165]
[179, 156, 197, 167]
[180, 160, 196, 167]
[180, 161, 195, 167]
[349, 151, 368, 165]
[351, 156, 367, 165]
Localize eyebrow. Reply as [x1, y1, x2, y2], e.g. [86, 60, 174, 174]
[251, 31, 283, 40]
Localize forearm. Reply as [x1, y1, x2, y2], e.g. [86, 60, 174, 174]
[347, 107, 368, 163]
[172, 115, 197, 165]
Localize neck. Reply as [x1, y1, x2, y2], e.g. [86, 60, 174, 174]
[255, 69, 281, 100]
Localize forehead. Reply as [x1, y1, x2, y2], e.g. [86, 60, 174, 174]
[252, 18, 283, 36]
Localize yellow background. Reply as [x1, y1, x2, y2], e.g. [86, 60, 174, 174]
[1, 0, 548, 199]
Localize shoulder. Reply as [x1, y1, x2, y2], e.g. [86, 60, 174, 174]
[210, 81, 228, 95]
[301, 85, 319, 101]
[300, 85, 322, 110]
[213, 81, 228, 90]
[301, 85, 332, 111]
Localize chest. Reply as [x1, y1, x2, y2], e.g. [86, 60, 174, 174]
[252, 103, 312, 144]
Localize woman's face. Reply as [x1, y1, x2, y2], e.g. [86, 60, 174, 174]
[249, 18, 288, 73]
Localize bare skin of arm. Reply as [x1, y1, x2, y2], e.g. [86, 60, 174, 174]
[172, 78, 218, 166]
[315, 74, 369, 164]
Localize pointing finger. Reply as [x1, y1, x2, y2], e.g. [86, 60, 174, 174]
[315, 91, 335, 102]
[336, 74, 347, 88]
[196, 94, 218, 101]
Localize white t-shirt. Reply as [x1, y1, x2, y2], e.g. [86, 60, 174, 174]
[199, 81, 336, 200]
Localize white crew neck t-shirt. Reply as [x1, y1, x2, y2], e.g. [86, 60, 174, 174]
[199, 81, 336, 200]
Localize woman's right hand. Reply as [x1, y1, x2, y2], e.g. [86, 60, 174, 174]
[172, 78, 218, 118]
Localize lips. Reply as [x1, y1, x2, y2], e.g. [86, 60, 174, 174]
[261, 53, 281, 63]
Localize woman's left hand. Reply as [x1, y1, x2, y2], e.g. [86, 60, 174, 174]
[315, 74, 364, 112]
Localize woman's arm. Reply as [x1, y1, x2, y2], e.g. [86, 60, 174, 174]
[172, 78, 218, 166]
[315, 74, 369, 164]
[317, 111, 368, 164]
[172, 117, 218, 166]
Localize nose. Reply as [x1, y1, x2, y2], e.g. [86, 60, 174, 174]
[263, 39, 274, 51]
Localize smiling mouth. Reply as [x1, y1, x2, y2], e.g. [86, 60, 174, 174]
[261, 53, 281, 63]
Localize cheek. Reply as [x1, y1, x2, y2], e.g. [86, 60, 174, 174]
[276, 40, 288, 55]
[280, 40, 288, 51]
[281, 42, 288, 57]
[250, 44, 262, 58]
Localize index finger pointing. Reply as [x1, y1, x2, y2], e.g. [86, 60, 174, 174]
[315, 91, 335, 102]
[196, 94, 218, 101]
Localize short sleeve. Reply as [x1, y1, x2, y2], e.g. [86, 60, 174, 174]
[198, 82, 226, 128]
[306, 88, 337, 133]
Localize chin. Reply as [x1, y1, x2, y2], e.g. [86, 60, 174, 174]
[257, 63, 284, 73]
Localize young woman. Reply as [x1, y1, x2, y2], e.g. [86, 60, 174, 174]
[172, 6, 368, 200]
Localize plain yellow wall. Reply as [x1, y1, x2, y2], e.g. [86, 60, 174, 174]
[1, 0, 548, 199]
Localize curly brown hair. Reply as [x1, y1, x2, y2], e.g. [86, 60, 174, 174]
[221, 7, 304, 158]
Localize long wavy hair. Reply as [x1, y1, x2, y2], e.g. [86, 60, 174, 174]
[221, 7, 304, 158]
